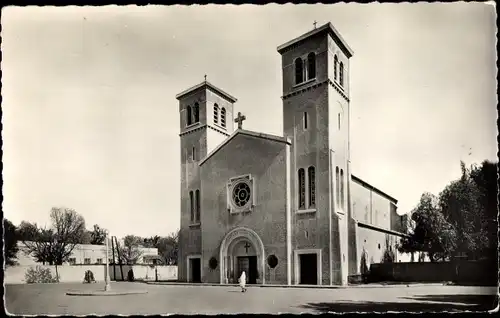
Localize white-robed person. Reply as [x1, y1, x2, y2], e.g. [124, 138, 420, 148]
[238, 271, 247, 292]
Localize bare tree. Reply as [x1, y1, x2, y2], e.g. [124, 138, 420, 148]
[19, 207, 87, 265]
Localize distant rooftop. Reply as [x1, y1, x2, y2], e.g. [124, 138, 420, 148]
[277, 22, 354, 58]
[175, 80, 238, 103]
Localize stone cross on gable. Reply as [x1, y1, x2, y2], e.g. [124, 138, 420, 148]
[313, 20, 317, 29]
[204, 74, 207, 82]
[234, 112, 246, 130]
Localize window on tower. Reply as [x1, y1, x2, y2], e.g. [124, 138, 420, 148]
[186, 106, 192, 126]
[339, 62, 344, 87]
[334, 55, 338, 81]
[303, 112, 308, 130]
[221, 107, 226, 128]
[195, 189, 201, 222]
[214, 104, 219, 124]
[193, 103, 200, 123]
[340, 169, 345, 209]
[295, 58, 303, 84]
[189, 191, 195, 222]
[298, 168, 306, 209]
[338, 113, 341, 130]
[335, 167, 340, 209]
[308, 166, 316, 208]
[307, 52, 316, 80]
[192, 147, 196, 161]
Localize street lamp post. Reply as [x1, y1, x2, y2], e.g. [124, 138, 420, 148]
[104, 235, 111, 291]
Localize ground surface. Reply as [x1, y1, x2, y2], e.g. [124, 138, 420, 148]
[5, 282, 498, 314]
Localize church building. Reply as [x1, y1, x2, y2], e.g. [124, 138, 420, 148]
[176, 22, 408, 286]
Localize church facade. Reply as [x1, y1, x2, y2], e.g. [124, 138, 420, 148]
[176, 22, 407, 286]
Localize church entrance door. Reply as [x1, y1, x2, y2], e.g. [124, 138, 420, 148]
[190, 258, 201, 283]
[299, 253, 318, 285]
[219, 227, 266, 284]
[237, 256, 257, 284]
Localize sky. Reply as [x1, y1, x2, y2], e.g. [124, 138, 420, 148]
[2, 3, 497, 239]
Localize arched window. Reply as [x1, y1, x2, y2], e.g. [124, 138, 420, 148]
[189, 191, 194, 222]
[303, 112, 308, 130]
[335, 167, 340, 208]
[307, 52, 316, 80]
[298, 168, 305, 209]
[295, 58, 303, 84]
[339, 62, 344, 87]
[193, 103, 200, 123]
[195, 189, 200, 222]
[221, 107, 226, 128]
[340, 169, 344, 208]
[308, 166, 316, 207]
[213, 104, 219, 124]
[186, 106, 192, 126]
[334, 55, 338, 81]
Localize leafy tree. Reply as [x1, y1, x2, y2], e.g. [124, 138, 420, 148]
[79, 230, 92, 245]
[116, 235, 144, 264]
[4, 219, 19, 266]
[470, 160, 498, 260]
[18, 207, 87, 265]
[89, 224, 108, 245]
[439, 161, 488, 259]
[140, 232, 179, 265]
[158, 231, 179, 265]
[143, 235, 161, 249]
[398, 193, 457, 262]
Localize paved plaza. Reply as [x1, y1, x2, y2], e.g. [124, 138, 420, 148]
[5, 282, 498, 315]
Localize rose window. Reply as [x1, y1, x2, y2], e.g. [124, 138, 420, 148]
[232, 182, 251, 207]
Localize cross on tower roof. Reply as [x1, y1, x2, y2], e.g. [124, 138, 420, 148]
[313, 20, 317, 29]
[234, 112, 246, 130]
[204, 74, 207, 82]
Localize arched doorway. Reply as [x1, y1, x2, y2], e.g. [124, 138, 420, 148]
[219, 227, 265, 285]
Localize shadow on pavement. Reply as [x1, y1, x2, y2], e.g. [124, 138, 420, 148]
[300, 294, 499, 313]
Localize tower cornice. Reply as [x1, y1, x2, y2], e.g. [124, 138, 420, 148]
[179, 124, 231, 137]
[281, 79, 350, 102]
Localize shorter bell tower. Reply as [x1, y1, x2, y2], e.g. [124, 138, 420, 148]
[176, 79, 237, 282]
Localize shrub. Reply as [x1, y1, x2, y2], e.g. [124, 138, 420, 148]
[83, 270, 96, 283]
[25, 266, 59, 284]
[382, 248, 396, 263]
[360, 250, 370, 283]
[360, 251, 369, 274]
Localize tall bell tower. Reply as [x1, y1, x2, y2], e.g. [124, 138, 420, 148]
[277, 22, 354, 285]
[176, 79, 237, 282]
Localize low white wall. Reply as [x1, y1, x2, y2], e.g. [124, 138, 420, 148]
[110, 265, 177, 281]
[4, 265, 105, 284]
[5, 265, 177, 284]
